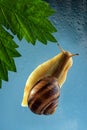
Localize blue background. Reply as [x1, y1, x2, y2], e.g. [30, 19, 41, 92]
[0, 0, 87, 130]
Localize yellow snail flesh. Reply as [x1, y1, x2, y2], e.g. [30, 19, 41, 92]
[21, 44, 78, 115]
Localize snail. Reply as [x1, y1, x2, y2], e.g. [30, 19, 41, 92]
[21, 44, 78, 115]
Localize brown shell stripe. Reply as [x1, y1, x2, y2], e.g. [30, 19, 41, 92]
[28, 78, 60, 114]
[28, 77, 58, 107]
[33, 87, 59, 114]
[41, 97, 58, 115]
[28, 80, 53, 107]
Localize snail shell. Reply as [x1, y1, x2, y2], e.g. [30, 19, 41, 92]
[28, 76, 60, 115]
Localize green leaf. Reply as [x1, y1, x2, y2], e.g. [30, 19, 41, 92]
[0, 79, 2, 88]
[0, 26, 21, 87]
[0, 60, 8, 81]
[0, 0, 57, 88]
[0, 0, 57, 44]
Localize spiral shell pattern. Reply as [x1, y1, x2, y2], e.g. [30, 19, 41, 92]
[27, 76, 60, 115]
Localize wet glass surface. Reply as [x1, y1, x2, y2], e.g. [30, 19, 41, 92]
[48, 0, 87, 52]
[0, 0, 87, 130]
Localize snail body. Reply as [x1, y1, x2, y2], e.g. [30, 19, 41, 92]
[21, 44, 78, 115]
